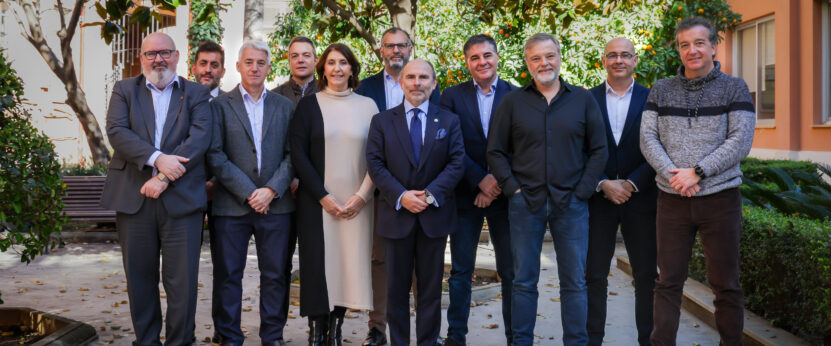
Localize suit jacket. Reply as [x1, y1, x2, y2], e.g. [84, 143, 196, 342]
[589, 81, 657, 212]
[356, 71, 441, 111]
[100, 75, 212, 217]
[366, 103, 465, 239]
[207, 85, 296, 216]
[439, 78, 517, 210]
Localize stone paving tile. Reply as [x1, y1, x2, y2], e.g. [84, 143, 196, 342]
[0, 241, 719, 345]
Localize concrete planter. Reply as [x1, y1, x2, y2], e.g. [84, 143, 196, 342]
[289, 265, 503, 309]
[0, 307, 97, 345]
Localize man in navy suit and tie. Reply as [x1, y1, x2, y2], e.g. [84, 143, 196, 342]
[585, 37, 657, 346]
[438, 34, 516, 346]
[356, 27, 439, 346]
[366, 59, 465, 346]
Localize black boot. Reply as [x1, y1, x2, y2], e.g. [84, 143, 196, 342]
[327, 307, 346, 346]
[308, 316, 329, 346]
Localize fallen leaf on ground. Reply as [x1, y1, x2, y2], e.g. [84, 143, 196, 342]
[79, 287, 89, 291]
[482, 324, 499, 329]
[608, 291, 618, 296]
[550, 298, 561, 302]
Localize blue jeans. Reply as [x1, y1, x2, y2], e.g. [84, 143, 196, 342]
[447, 205, 513, 344]
[509, 193, 589, 346]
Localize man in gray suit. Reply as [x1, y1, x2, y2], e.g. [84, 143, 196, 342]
[100, 32, 212, 346]
[207, 40, 295, 346]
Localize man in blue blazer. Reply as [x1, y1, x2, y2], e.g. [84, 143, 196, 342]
[355, 27, 439, 346]
[438, 34, 517, 346]
[586, 38, 658, 346]
[366, 60, 465, 346]
[207, 41, 295, 346]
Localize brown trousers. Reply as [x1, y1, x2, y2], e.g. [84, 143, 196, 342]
[651, 188, 744, 346]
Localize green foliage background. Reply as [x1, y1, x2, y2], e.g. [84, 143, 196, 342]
[269, 0, 740, 90]
[187, 0, 228, 75]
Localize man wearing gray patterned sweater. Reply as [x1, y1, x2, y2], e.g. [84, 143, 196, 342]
[639, 17, 755, 346]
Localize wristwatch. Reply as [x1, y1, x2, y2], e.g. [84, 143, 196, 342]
[425, 191, 435, 205]
[694, 165, 706, 178]
[156, 172, 171, 184]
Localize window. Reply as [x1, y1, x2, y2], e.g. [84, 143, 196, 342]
[737, 16, 775, 126]
[823, 2, 831, 124]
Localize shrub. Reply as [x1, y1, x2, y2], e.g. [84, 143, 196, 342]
[689, 206, 831, 344]
[740, 157, 818, 185]
[61, 162, 108, 176]
[0, 50, 66, 304]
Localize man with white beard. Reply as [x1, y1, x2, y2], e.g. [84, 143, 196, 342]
[100, 32, 212, 346]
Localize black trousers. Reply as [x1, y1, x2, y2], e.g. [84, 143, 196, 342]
[116, 199, 203, 346]
[385, 222, 447, 346]
[586, 196, 657, 346]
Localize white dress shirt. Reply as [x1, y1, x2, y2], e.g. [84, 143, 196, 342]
[605, 77, 634, 145]
[239, 84, 267, 174]
[383, 70, 404, 110]
[144, 76, 180, 168]
[597, 77, 639, 193]
[210, 87, 220, 99]
[474, 77, 498, 138]
[396, 99, 438, 210]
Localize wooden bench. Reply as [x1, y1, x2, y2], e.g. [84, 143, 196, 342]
[62, 176, 116, 223]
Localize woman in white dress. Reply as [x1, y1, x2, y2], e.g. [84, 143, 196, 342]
[290, 43, 379, 346]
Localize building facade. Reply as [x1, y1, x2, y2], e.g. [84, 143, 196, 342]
[719, 0, 831, 165]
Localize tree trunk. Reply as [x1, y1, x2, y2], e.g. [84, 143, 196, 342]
[64, 77, 111, 165]
[243, 0, 264, 41]
[10, 0, 111, 165]
[386, 0, 417, 42]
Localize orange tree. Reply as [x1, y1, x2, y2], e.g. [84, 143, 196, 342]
[269, 0, 740, 90]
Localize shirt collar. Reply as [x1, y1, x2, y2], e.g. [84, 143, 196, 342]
[210, 87, 220, 98]
[605, 77, 635, 97]
[145, 75, 180, 92]
[524, 76, 572, 94]
[474, 76, 499, 95]
[383, 70, 398, 83]
[238, 84, 267, 104]
[290, 77, 315, 91]
[403, 98, 429, 116]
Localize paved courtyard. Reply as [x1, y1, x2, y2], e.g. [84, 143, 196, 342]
[0, 239, 718, 345]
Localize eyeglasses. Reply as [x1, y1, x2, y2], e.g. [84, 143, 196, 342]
[142, 49, 175, 60]
[382, 43, 410, 51]
[605, 52, 635, 60]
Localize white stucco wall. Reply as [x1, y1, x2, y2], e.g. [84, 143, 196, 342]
[0, 0, 291, 165]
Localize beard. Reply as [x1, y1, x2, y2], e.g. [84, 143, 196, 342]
[143, 62, 176, 89]
[384, 54, 408, 72]
[531, 67, 560, 86]
[201, 73, 220, 90]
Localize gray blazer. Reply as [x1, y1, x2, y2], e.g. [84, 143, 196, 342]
[100, 75, 212, 217]
[208, 85, 295, 216]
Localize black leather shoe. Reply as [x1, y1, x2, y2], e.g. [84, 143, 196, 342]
[327, 311, 345, 346]
[308, 317, 329, 346]
[443, 337, 464, 346]
[362, 327, 388, 346]
[211, 331, 222, 345]
[262, 340, 287, 346]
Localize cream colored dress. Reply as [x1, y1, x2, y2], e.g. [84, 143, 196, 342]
[316, 88, 379, 310]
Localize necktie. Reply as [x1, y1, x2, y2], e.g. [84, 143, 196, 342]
[409, 109, 423, 163]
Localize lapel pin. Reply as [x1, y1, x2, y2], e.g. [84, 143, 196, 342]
[433, 118, 438, 123]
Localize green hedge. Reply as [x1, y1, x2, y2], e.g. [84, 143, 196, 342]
[689, 206, 831, 344]
[740, 157, 817, 185]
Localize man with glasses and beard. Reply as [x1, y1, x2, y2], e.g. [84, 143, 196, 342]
[100, 32, 212, 346]
[487, 33, 607, 346]
[355, 27, 440, 346]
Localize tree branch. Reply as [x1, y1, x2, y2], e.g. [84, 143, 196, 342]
[64, 0, 84, 42]
[319, 0, 380, 61]
[56, 0, 67, 32]
[9, 0, 65, 82]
